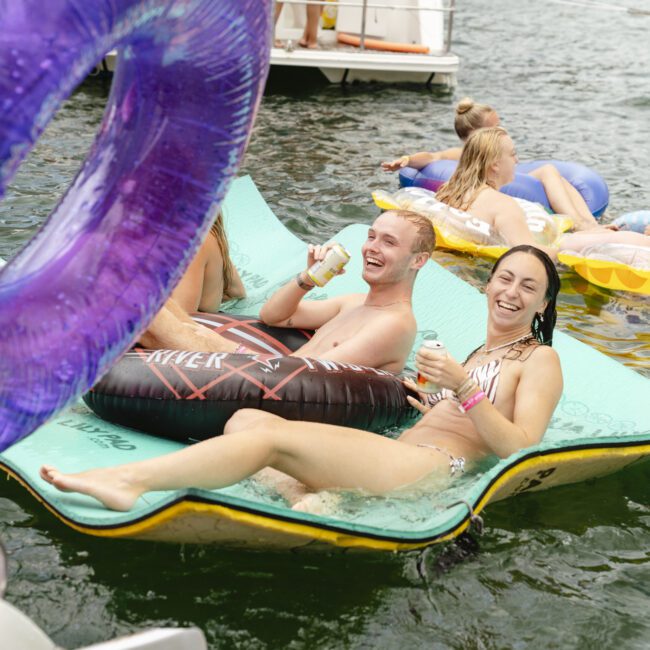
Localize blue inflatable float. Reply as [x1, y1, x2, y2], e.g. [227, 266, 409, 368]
[612, 211, 650, 234]
[399, 159, 609, 218]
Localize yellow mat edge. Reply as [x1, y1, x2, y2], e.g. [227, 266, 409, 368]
[3, 441, 650, 551]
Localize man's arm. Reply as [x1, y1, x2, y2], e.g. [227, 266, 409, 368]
[259, 242, 349, 329]
[259, 278, 353, 330]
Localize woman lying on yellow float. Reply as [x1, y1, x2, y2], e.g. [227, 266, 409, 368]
[376, 126, 650, 294]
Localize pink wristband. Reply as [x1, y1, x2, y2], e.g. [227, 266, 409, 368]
[234, 344, 249, 354]
[460, 390, 486, 413]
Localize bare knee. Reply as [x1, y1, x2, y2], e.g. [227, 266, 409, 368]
[224, 409, 281, 435]
[138, 330, 157, 349]
[533, 163, 560, 181]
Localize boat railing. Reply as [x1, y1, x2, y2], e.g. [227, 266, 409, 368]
[278, 0, 456, 54]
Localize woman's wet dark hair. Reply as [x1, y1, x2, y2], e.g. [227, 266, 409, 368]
[489, 245, 560, 345]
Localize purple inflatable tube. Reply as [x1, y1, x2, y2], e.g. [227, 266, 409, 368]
[0, 0, 272, 450]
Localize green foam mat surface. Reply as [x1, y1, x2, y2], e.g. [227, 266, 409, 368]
[1, 176, 648, 543]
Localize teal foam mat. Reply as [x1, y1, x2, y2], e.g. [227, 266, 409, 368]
[1, 176, 648, 548]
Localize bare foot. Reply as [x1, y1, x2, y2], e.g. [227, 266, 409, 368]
[39, 465, 141, 511]
[40, 464, 74, 491]
[291, 491, 341, 516]
[298, 39, 318, 49]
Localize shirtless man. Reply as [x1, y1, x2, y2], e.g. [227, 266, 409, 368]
[140, 210, 435, 374]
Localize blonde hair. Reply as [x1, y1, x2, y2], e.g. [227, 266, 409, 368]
[386, 209, 436, 254]
[454, 97, 497, 141]
[435, 126, 509, 210]
[209, 212, 233, 291]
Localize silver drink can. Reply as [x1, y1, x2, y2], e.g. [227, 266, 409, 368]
[306, 243, 351, 288]
[416, 339, 446, 393]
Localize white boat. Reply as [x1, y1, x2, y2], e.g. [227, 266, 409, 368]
[272, 0, 459, 85]
[101, 0, 459, 86]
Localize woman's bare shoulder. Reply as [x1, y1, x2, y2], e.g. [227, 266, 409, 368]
[471, 186, 515, 215]
[490, 188, 520, 211]
[521, 343, 562, 377]
[503, 342, 562, 381]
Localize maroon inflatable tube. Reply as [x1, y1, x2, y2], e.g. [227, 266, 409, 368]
[186, 312, 313, 355]
[83, 315, 418, 442]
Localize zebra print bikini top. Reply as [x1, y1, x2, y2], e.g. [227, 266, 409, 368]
[425, 357, 502, 408]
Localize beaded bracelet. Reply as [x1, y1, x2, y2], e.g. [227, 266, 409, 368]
[456, 379, 480, 403]
[460, 390, 486, 413]
[455, 376, 475, 397]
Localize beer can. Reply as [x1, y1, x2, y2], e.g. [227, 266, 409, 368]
[306, 243, 351, 288]
[416, 339, 446, 394]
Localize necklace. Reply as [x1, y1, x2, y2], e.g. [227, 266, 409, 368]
[365, 299, 412, 309]
[475, 333, 533, 363]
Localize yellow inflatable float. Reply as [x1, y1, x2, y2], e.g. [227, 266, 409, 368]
[373, 187, 571, 259]
[558, 245, 650, 294]
[374, 187, 650, 294]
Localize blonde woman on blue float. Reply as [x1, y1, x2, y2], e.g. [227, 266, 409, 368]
[433, 127, 650, 259]
[383, 97, 609, 230]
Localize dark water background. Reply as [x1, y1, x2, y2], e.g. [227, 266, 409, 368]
[2, 1, 650, 647]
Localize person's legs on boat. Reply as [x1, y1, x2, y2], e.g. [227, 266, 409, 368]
[299, 5, 321, 48]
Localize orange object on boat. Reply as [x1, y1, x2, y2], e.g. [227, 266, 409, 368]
[337, 32, 429, 54]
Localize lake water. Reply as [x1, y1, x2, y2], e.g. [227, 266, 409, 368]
[1, 0, 650, 648]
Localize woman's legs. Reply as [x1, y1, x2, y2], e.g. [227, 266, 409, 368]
[274, 1, 284, 23]
[40, 410, 448, 511]
[227, 410, 314, 507]
[528, 165, 597, 228]
[275, 3, 320, 49]
[273, 2, 284, 47]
